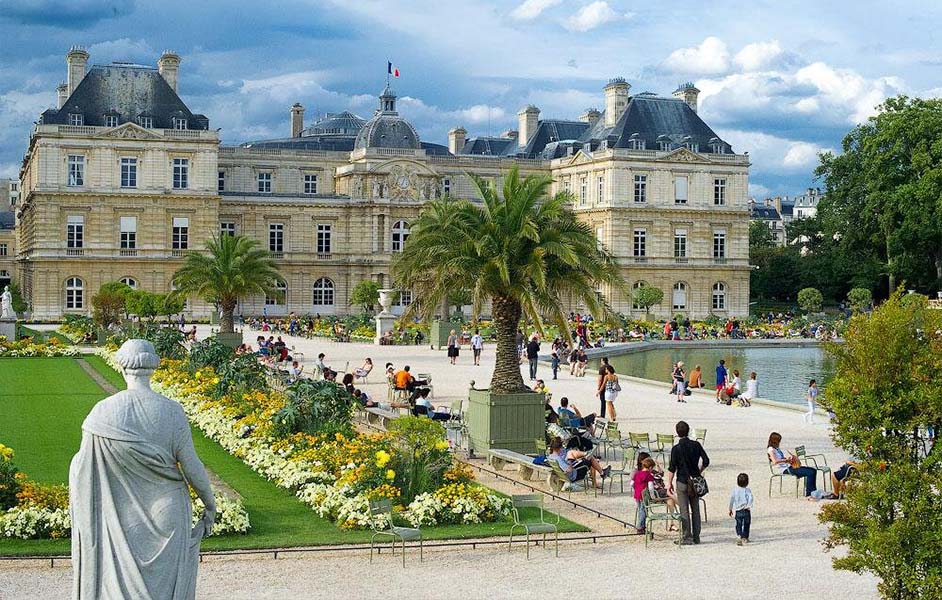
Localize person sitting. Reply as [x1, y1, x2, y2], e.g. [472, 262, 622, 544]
[395, 366, 429, 397]
[385, 362, 395, 379]
[532, 379, 550, 400]
[634, 451, 678, 517]
[549, 437, 610, 490]
[316, 353, 336, 381]
[831, 458, 859, 498]
[412, 388, 450, 421]
[739, 372, 758, 407]
[688, 365, 704, 389]
[354, 358, 374, 379]
[767, 432, 818, 499]
[556, 397, 596, 434]
[341, 373, 355, 394]
[287, 360, 303, 383]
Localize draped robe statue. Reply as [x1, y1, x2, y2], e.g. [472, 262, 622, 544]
[70, 339, 216, 600]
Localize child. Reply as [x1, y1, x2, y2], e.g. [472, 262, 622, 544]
[728, 472, 754, 545]
[804, 379, 818, 423]
[551, 351, 560, 380]
[740, 372, 757, 407]
[632, 457, 657, 534]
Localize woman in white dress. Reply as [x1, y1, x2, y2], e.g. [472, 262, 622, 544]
[603, 364, 620, 420]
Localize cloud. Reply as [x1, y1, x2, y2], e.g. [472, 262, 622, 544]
[748, 183, 771, 198]
[662, 37, 730, 75]
[1, 0, 136, 28]
[794, 62, 904, 122]
[782, 141, 825, 168]
[733, 41, 788, 72]
[88, 38, 154, 63]
[563, 1, 628, 32]
[719, 128, 832, 175]
[510, 0, 562, 20]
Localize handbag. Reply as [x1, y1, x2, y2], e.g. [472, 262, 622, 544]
[681, 441, 709, 497]
[612, 379, 622, 392]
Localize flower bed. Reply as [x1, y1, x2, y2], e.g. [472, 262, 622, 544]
[101, 349, 510, 530]
[0, 337, 80, 357]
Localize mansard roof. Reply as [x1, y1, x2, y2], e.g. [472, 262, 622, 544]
[41, 63, 209, 129]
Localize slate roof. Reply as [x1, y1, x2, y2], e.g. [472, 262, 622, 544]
[300, 111, 366, 137]
[40, 63, 209, 130]
[749, 203, 782, 220]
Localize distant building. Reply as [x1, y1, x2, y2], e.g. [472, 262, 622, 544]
[793, 187, 822, 219]
[0, 179, 19, 211]
[748, 198, 785, 245]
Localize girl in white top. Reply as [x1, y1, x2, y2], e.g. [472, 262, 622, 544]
[803, 379, 818, 423]
[740, 372, 758, 407]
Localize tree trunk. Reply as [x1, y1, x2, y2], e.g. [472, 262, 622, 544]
[220, 299, 236, 334]
[490, 294, 526, 394]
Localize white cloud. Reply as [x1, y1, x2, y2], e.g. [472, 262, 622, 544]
[88, 38, 155, 63]
[748, 183, 771, 198]
[662, 37, 730, 75]
[510, 0, 562, 21]
[719, 128, 832, 175]
[782, 141, 824, 168]
[794, 62, 904, 122]
[563, 1, 627, 33]
[733, 40, 785, 72]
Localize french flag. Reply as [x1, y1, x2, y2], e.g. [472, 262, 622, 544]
[387, 61, 400, 78]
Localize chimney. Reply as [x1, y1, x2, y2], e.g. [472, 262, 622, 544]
[290, 103, 305, 138]
[501, 129, 518, 139]
[579, 108, 601, 127]
[56, 83, 69, 109]
[448, 126, 467, 154]
[518, 105, 540, 148]
[67, 46, 89, 96]
[603, 78, 630, 127]
[773, 196, 783, 214]
[673, 82, 700, 114]
[157, 50, 181, 93]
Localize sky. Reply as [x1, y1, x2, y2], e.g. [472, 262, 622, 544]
[1, 0, 941, 197]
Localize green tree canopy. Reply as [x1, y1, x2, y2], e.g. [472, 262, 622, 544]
[392, 165, 626, 393]
[631, 285, 663, 317]
[349, 279, 380, 313]
[797, 287, 823, 312]
[847, 288, 872, 313]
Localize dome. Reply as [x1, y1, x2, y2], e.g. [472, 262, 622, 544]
[353, 85, 421, 150]
[300, 111, 366, 137]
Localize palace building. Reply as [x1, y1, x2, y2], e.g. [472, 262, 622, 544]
[16, 47, 750, 320]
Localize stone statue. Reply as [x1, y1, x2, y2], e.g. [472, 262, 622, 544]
[372, 180, 381, 198]
[0, 286, 13, 319]
[351, 176, 362, 198]
[70, 339, 215, 600]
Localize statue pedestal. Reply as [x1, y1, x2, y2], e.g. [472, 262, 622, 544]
[375, 313, 396, 345]
[0, 319, 16, 342]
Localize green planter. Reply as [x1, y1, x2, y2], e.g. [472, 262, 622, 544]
[466, 388, 545, 455]
[214, 331, 243, 349]
[429, 319, 453, 350]
[209, 312, 220, 326]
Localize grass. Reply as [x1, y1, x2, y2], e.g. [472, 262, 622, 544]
[0, 357, 586, 556]
[15, 326, 71, 345]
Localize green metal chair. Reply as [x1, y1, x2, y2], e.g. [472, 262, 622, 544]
[642, 488, 683, 548]
[795, 445, 831, 491]
[694, 428, 707, 445]
[549, 460, 594, 496]
[606, 446, 637, 494]
[768, 462, 801, 497]
[368, 499, 423, 567]
[534, 438, 547, 456]
[508, 494, 560, 559]
[653, 433, 675, 465]
[628, 432, 653, 453]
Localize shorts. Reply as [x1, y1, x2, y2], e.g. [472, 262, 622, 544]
[473, 348, 482, 357]
[716, 384, 725, 391]
[675, 381, 686, 395]
[570, 459, 590, 482]
[835, 464, 852, 481]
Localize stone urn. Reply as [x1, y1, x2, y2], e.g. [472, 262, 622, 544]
[375, 288, 397, 344]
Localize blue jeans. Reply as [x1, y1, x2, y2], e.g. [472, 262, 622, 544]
[786, 466, 818, 496]
[735, 509, 751, 539]
[636, 499, 646, 530]
[528, 357, 538, 379]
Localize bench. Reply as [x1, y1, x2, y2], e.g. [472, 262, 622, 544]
[488, 449, 552, 484]
[364, 407, 402, 429]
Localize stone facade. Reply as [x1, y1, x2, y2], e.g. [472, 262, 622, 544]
[16, 49, 750, 320]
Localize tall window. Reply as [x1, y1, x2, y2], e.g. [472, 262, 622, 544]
[138, 116, 153, 128]
[394, 290, 413, 307]
[120, 277, 137, 289]
[172, 217, 189, 250]
[674, 229, 687, 258]
[303, 174, 318, 195]
[632, 228, 646, 257]
[672, 282, 687, 310]
[66, 215, 84, 248]
[631, 281, 647, 310]
[597, 175, 604, 203]
[316, 224, 332, 254]
[266, 280, 287, 306]
[65, 277, 84, 309]
[312, 277, 334, 306]
[686, 142, 699, 152]
[257, 172, 272, 193]
[711, 142, 725, 154]
[633, 175, 647, 203]
[659, 140, 671, 151]
[0, 244, 7, 256]
[629, 138, 645, 150]
[104, 115, 118, 128]
[172, 158, 188, 189]
[68, 113, 83, 126]
[675, 175, 688, 204]
[68, 155, 85, 186]
[217, 170, 225, 192]
[220, 222, 236, 237]
[580, 177, 587, 205]
[269, 223, 284, 253]
[714, 178, 726, 206]
[391, 220, 409, 252]
[442, 178, 451, 195]
[172, 117, 187, 130]
[713, 230, 726, 259]
[120, 216, 137, 249]
[712, 282, 727, 310]
[563, 179, 571, 195]
[120, 157, 137, 188]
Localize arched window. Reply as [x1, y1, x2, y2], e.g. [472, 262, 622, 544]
[631, 281, 647, 310]
[712, 282, 727, 310]
[312, 278, 334, 306]
[120, 277, 137, 289]
[391, 220, 410, 252]
[267, 280, 287, 306]
[672, 282, 687, 311]
[66, 277, 84, 309]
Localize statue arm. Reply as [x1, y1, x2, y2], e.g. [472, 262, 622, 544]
[175, 423, 216, 534]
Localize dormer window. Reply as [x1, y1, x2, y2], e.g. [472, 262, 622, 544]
[628, 134, 645, 151]
[711, 142, 725, 154]
[104, 115, 118, 128]
[172, 117, 187, 130]
[658, 135, 671, 152]
[68, 113, 83, 126]
[138, 116, 153, 128]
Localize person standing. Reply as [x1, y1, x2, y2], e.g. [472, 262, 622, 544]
[447, 329, 459, 365]
[673, 361, 687, 403]
[526, 334, 541, 380]
[596, 357, 610, 417]
[729, 473, 754, 545]
[550, 351, 560, 380]
[603, 365, 620, 421]
[715, 359, 728, 402]
[803, 379, 818, 423]
[667, 420, 710, 545]
[470, 329, 484, 366]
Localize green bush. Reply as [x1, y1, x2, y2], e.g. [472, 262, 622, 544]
[900, 292, 929, 311]
[215, 353, 267, 400]
[632, 286, 664, 315]
[386, 417, 451, 503]
[797, 287, 824, 312]
[189, 337, 235, 372]
[0, 448, 22, 510]
[847, 288, 872, 313]
[272, 379, 354, 438]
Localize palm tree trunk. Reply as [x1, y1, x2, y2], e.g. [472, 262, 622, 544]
[220, 299, 236, 334]
[490, 294, 525, 394]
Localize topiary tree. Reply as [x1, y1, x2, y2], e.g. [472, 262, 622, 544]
[819, 290, 942, 599]
[797, 287, 824, 313]
[8, 283, 27, 315]
[847, 287, 872, 314]
[900, 292, 929, 311]
[349, 279, 380, 314]
[92, 282, 133, 328]
[632, 286, 664, 320]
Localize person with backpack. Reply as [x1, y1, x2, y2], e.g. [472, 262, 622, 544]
[667, 420, 710, 545]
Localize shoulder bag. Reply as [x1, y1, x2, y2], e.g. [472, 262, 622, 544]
[682, 441, 709, 498]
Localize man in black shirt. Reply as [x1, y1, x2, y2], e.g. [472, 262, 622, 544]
[596, 357, 610, 417]
[526, 335, 541, 380]
[667, 420, 710, 545]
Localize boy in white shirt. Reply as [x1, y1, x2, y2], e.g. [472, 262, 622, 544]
[729, 472, 754, 545]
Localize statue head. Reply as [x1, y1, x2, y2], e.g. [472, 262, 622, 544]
[115, 339, 160, 377]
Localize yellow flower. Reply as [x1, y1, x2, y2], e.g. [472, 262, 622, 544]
[375, 450, 391, 467]
[435, 440, 449, 451]
[386, 469, 396, 480]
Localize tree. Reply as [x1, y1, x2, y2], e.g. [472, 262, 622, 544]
[447, 288, 473, 317]
[349, 279, 380, 313]
[8, 283, 27, 315]
[392, 165, 626, 393]
[847, 287, 872, 313]
[172, 235, 282, 334]
[631, 286, 663, 319]
[92, 282, 133, 328]
[749, 219, 776, 250]
[797, 287, 823, 313]
[819, 291, 942, 599]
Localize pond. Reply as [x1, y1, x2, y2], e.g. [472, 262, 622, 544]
[603, 344, 835, 407]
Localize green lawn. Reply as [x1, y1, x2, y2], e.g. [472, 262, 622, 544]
[0, 357, 586, 556]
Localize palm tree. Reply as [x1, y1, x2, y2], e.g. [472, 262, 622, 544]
[393, 166, 627, 394]
[172, 234, 282, 334]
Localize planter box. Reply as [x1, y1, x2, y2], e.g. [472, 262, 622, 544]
[466, 388, 545, 455]
[429, 319, 453, 350]
[214, 331, 243, 349]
